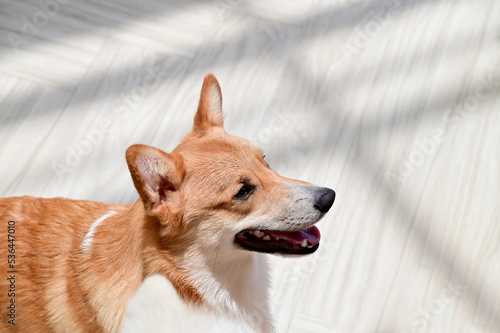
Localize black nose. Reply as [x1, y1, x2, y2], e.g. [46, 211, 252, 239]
[313, 187, 335, 213]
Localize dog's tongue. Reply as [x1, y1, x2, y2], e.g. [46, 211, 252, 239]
[266, 226, 321, 245]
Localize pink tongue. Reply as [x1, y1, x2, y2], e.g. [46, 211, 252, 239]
[266, 226, 321, 245]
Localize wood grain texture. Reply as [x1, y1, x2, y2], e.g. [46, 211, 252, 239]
[1, 0, 499, 332]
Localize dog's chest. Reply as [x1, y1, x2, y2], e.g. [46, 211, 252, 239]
[121, 274, 265, 333]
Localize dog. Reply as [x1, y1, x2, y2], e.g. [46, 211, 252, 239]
[0, 74, 335, 332]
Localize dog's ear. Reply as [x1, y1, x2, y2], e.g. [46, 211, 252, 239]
[126, 144, 185, 221]
[193, 73, 224, 135]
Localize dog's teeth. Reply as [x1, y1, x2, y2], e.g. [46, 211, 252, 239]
[251, 230, 265, 238]
[275, 237, 280, 241]
[307, 244, 314, 248]
[301, 239, 308, 247]
[263, 235, 271, 241]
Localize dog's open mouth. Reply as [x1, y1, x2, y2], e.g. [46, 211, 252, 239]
[234, 226, 321, 255]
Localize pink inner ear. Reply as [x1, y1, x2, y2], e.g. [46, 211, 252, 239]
[138, 155, 162, 177]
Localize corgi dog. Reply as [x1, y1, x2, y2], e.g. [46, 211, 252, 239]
[0, 74, 335, 333]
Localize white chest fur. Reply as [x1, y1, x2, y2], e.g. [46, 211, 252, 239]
[122, 255, 273, 333]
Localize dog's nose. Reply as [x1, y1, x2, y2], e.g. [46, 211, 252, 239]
[313, 187, 335, 213]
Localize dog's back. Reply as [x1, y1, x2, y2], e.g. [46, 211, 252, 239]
[0, 197, 124, 332]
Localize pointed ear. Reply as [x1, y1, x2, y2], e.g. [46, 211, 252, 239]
[193, 73, 224, 134]
[126, 144, 185, 219]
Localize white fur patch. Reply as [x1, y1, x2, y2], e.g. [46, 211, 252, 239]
[81, 211, 116, 254]
[123, 275, 255, 333]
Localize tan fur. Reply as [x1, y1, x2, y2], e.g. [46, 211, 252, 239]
[0, 74, 331, 332]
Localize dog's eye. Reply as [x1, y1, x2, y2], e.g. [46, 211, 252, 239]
[234, 185, 254, 200]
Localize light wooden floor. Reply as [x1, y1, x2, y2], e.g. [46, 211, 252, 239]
[1, 0, 499, 332]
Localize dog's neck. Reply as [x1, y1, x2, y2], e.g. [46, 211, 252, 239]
[179, 240, 272, 331]
[135, 206, 272, 331]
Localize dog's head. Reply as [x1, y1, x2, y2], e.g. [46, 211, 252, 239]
[126, 74, 334, 256]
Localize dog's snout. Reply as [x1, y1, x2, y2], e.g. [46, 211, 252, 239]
[313, 187, 335, 213]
